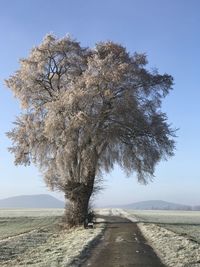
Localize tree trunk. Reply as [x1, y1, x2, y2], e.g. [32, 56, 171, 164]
[64, 181, 94, 227]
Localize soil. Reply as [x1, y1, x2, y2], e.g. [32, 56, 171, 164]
[82, 215, 165, 267]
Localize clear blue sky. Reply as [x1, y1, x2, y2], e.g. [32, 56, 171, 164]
[0, 0, 200, 206]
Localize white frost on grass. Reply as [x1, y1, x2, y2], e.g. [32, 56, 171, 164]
[0, 223, 105, 267]
[128, 210, 200, 224]
[162, 224, 200, 243]
[95, 208, 138, 222]
[117, 209, 138, 222]
[0, 208, 64, 217]
[138, 223, 200, 267]
[95, 208, 113, 216]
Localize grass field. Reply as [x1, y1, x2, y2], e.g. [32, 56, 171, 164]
[0, 209, 63, 265]
[129, 210, 200, 224]
[0, 208, 64, 240]
[131, 210, 200, 266]
[0, 216, 61, 239]
[0, 208, 103, 267]
[1, 208, 200, 266]
[0, 208, 64, 217]
[160, 224, 200, 243]
[128, 209, 200, 244]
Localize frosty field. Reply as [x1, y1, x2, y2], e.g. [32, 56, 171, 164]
[128, 209, 200, 243]
[97, 209, 200, 266]
[0, 209, 104, 267]
[0, 208, 64, 217]
[1, 208, 200, 267]
[129, 209, 200, 224]
[125, 210, 200, 267]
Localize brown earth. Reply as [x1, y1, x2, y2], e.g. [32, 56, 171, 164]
[82, 215, 165, 267]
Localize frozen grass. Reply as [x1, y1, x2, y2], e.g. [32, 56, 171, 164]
[95, 208, 138, 221]
[0, 227, 54, 262]
[138, 223, 200, 267]
[128, 210, 200, 224]
[158, 224, 200, 244]
[121, 209, 200, 266]
[128, 210, 200, 244]
[2, 208, 200, 267]
[0, 225, 105, 267]
[0, 208, 64, 217]
[0, 209, 105, 267]
[0, 216, 61, 239]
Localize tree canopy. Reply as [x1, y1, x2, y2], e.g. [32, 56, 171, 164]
[6, 35, 175, 225]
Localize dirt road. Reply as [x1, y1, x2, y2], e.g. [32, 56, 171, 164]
[82, 216, 165, 267]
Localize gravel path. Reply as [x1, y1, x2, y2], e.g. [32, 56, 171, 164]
[82, 216, 165, 267]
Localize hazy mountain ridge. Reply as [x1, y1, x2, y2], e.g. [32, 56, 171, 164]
[0, 194, 64, 208]
[104, 200, 200, 211]
[0, 195, 199, 210]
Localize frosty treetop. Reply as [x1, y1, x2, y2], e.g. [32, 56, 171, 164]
[6, 35, 175, 225]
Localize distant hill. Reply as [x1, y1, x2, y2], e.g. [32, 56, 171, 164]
[193, 206, 200, 211]
[0, 194, 65, 208]
[106, 200, 192, 210]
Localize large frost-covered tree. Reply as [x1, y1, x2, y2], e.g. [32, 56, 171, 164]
[6, 35, 175, 226]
